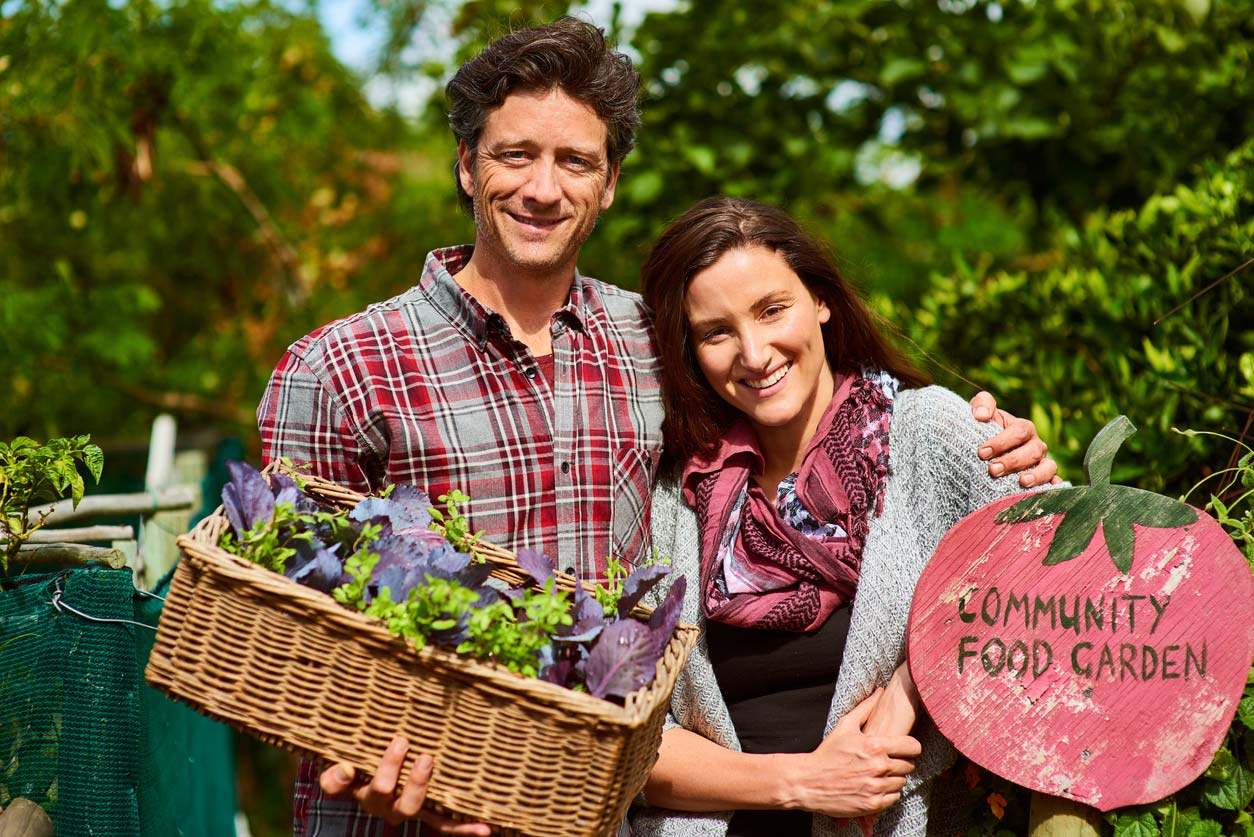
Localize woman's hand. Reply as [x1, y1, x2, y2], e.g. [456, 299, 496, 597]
[787, 690, 922, 819]
[319, 736, 491, 835]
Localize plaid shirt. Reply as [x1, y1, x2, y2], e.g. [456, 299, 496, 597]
[258, 246, 663, 836]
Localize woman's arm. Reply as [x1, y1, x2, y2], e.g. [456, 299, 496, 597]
[643, 690, 922, 818]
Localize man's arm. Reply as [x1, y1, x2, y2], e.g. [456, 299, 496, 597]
[969, 391, 1059, 488]
[257, 348, 375, 492]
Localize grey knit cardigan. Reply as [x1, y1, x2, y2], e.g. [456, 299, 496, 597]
[630, 386, 1030, 837]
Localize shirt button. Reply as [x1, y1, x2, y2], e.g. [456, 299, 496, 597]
[561, 461, 571, 474]
[564, 566, 577, 578]
[524, 367, 538, 379]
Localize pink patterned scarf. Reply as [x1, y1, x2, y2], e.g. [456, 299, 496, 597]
[682, 371, 895, 631]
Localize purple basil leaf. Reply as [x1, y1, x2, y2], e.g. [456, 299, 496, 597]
[502, 587, 526, 603]
[286, 539, 345, 592]
[269, 472, 303, 509]
[557, 590, 606, 643]
[423, 546, 472, 580]
[349, 486, 432, 535]
[617, 564, 671, 617]
[647, 576, 687, 657]
[584, 619, 658, 699]
[350, 498, 397, 526]
[515, 548, 555, 587]
[367, 535, 428, 602]
[223, 461, 274, 535]
[539, 657, 575, 687]
[456, 560, 495, 589]
[471, 584, 502, 607]
[383, 484, 434, 534]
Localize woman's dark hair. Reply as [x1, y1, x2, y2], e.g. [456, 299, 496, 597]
[445, 17, 641, 214]
[641, 197, 931, 465]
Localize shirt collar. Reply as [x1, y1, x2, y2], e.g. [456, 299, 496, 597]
[418, 245, 590, 350]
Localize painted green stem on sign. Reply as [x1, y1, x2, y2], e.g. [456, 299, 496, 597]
[995, 416, 1198, 573]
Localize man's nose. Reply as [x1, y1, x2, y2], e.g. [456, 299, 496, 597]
[521, 160, 562, 204]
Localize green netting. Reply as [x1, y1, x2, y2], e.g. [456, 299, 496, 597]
[0, 565, 236, 836]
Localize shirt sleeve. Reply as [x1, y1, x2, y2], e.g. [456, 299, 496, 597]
[256, 348, 376, 494]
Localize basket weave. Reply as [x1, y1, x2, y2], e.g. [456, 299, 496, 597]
[145, 471, 697, 837]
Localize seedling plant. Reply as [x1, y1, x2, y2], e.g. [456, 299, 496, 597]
[0, 436, 103, 571]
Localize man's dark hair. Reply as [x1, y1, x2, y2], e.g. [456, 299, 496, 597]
[445, 16, 641, 214]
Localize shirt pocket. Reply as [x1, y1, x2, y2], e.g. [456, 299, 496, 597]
[611, 446, 658, 569]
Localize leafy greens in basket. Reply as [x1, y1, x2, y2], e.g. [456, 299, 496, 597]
[217, 461, 684, 700]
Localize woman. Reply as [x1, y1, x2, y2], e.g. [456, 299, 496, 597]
[632, 198, 1035, 837]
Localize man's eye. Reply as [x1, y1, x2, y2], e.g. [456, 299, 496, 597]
[565, 156, 592, 169]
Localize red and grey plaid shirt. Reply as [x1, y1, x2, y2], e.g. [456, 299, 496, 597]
[258, 246, 662, 835]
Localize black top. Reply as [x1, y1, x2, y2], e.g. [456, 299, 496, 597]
[706, 604, 852, 837]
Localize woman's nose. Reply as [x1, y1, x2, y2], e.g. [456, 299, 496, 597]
[738, 331, 772, 371]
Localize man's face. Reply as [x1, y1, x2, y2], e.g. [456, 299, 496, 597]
[458, 88, 619, 280]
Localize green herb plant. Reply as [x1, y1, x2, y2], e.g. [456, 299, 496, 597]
[428, 490, 484, 552]
[594, 551, 672, 616]
[0, 435, 104, 571]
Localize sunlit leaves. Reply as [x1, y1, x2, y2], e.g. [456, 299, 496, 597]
[0, 434, 105, 567]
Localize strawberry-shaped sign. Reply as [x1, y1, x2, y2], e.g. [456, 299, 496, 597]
[907, 417, 1254, 811]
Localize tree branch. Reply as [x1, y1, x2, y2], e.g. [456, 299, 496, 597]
[172, 111, 309, 306]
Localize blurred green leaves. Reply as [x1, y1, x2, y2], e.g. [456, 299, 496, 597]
[2, 0, 1251, 507]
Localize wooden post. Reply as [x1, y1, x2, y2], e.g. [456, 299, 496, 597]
[14, 543, 129, 569]
[26, 525, 135, 544]
[1029, 792, 1102, 837]
[136, 415, 204, 589]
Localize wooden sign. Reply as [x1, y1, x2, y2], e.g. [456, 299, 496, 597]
[907, 417, 1254, 811]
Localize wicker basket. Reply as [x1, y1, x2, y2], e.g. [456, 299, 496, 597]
[145, 471, 698, 837]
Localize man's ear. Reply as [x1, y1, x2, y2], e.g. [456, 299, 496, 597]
[457, 140, 475, 198]
[600, 160, 621, 211]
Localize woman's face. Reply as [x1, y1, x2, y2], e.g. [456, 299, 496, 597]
[685, 246, 836, 455]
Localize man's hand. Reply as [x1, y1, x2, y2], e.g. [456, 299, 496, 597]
[970, 391, 1060, 488]
[320, 736, 491, 835]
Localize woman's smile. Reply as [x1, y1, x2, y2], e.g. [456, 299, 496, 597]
[741, 362, 791, 391]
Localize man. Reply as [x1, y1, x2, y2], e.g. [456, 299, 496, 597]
[258, 17, 1054, 835]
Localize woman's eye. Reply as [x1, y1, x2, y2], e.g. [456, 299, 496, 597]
[699, 328, 728, 343]
[762, 305, 787, 319]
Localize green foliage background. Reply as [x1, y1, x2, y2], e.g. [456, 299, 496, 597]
[2, 0, 1251, 834]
